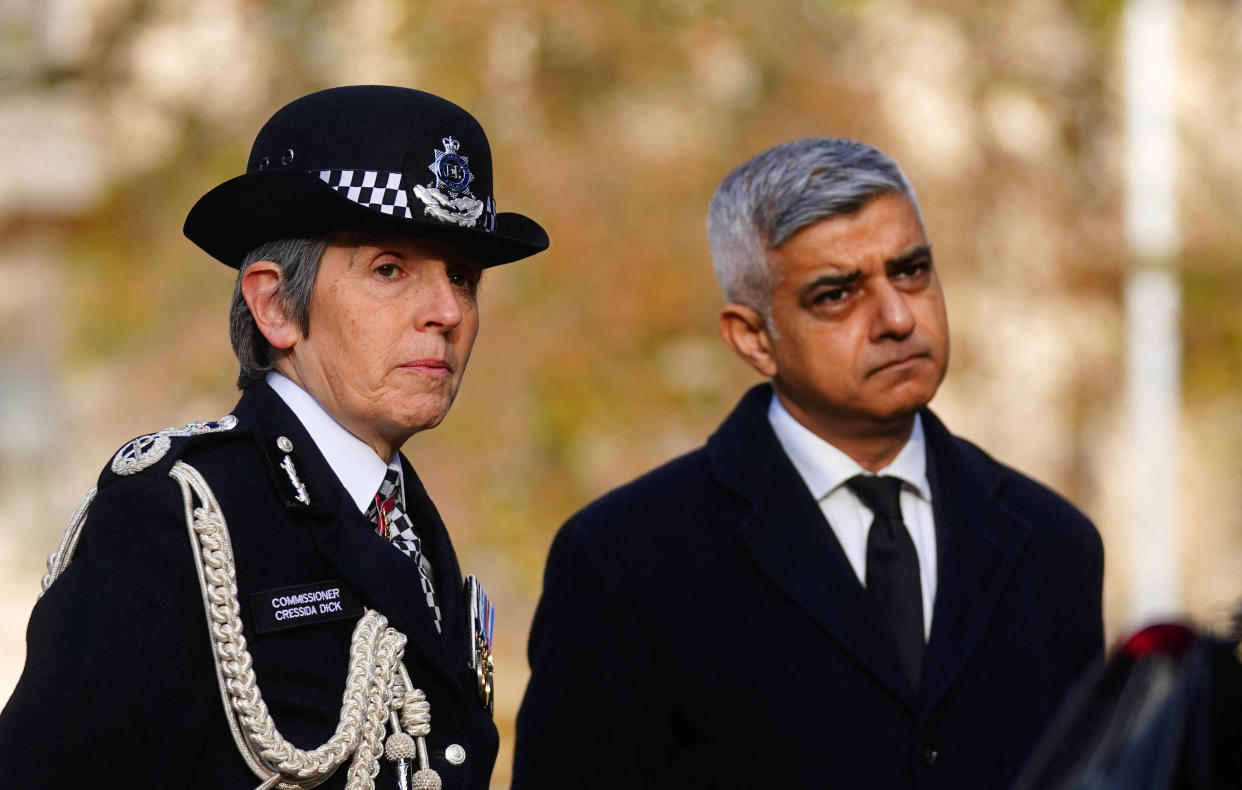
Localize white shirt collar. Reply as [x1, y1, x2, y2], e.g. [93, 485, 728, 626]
[266, 371, 399, 514]
[767, 393, 930, 502]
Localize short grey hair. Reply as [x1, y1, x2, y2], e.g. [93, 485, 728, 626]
[706, 137, 920, 313]
[229, 237, 330, 389]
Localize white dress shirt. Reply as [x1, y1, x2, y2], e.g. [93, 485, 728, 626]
[768, 395, 937, 639]
[267, 371, 402, 515]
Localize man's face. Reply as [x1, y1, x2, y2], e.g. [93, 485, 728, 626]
[762, 192, 949, 439]
[283, 233, 482, 456]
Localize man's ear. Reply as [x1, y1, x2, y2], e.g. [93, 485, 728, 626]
[241, 261, 300, 350]
[718, 303, 778, 379]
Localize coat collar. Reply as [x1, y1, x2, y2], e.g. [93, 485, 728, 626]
[707, 384, 918, 708]
[230, 382, 472, 701]
[707, 384, 1033, 715]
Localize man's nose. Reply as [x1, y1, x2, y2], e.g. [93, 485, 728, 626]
[871, 282, 915, 340]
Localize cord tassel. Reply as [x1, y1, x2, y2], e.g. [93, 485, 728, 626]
[411, 734, 442, 789]
[384, 714, 415, 790]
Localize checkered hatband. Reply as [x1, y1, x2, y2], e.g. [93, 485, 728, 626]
[318, 170, 413, 218]
[317, 168, 499, 230]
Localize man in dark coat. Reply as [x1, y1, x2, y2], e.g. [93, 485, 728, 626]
[512, 138, 1103, 789]
[0, 85, 547, 789]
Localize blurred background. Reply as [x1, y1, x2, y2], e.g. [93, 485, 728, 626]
[2, 0, 1241, 784]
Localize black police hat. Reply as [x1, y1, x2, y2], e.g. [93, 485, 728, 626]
[184, 85, 549, 268]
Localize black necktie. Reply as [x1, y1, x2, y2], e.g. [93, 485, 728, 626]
[846, 474, 924, 689]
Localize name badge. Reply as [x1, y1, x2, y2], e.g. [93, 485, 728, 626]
[251, 580, 364, 635]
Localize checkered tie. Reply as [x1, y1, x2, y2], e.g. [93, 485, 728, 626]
[365, 468, 442, 634]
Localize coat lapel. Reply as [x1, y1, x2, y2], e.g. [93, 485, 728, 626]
[238, 383, 469, 699]
[397, 457, 471, 672]
[303, 498, 463, 691]
[710, 385, 917, 709]
[919, 410, 1032, 714]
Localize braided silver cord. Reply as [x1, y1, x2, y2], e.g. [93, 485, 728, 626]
[41, 485, 98, 595]
[345, 620, 403, 788]
[400, 685, 432, 737]
[169, 460, 431, 790]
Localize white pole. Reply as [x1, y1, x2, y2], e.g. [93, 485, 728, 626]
[1123, 0, 1181, 626]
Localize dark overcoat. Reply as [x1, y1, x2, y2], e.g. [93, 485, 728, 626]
[0, 382, 496, 789]
[513, 384, 1104, 789]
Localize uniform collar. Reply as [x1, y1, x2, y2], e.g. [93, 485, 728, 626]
[266, 371, 398, 514]
[767, 393, 930, 502]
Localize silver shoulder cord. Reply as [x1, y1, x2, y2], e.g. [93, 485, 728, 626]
[44, 463, 442, 790]
[41, 486, 97, 595]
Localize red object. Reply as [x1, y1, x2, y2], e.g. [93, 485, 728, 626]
[374, 493, 394, 540]
[1121, 623, 1196, 658]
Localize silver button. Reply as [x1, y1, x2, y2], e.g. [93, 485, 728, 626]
[277, 436, 293, 453]
[444, 744, 466, 765]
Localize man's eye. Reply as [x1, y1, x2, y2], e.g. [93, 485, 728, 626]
[375, 263, 400, 278]
[816, 288, 848, 304]
[893, 261, 930, 279]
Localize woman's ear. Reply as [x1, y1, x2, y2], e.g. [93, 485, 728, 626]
[241, 261, 300, 350]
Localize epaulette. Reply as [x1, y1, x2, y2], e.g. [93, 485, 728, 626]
[103, 415, 242, 483]
[46, 413, 243, 596]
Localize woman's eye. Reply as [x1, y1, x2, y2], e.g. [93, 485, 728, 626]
[375, 263, 400, 278]
[448, 267, 480, 291]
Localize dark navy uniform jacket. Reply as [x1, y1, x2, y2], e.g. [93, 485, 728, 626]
[513, 384, 1104, 790]
[0, 382, 496, 789]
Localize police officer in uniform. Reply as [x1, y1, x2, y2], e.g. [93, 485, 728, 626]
[0, 85, 546, 789]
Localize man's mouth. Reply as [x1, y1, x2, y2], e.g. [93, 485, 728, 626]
[869, 353, 928, 376]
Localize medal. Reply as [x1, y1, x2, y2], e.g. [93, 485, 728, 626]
[465, 574, 495, 713]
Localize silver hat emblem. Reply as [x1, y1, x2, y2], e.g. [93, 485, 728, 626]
[412, 137, 484, 228]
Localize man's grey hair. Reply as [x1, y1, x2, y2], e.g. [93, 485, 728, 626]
[706, 137, 921, 314]
[229, 237, 330, 389]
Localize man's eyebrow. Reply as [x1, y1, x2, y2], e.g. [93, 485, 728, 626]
[801, 269, 862, 293]
[886, 245, 933, 271]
